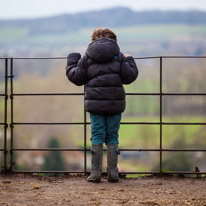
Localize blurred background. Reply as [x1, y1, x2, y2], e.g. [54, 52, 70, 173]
[0, 0, 206, 175]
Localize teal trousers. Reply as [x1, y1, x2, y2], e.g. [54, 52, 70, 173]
[90, 113, 121, 145]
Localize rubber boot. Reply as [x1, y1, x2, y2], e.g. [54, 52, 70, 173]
[107, 142, 119, 182]
[87, 143, 103, 183]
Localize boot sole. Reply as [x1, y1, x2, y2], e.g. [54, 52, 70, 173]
[108, 179, 119, 182]
[87, 179, 101, 183]
[92, 180, 101, 183]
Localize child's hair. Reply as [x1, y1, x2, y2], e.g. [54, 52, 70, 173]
[91, 27, 117, 42]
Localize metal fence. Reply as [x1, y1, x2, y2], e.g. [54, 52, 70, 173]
[1, 56, 206, 175]
[0, 58, 8, 172]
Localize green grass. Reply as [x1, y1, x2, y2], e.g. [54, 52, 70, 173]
[0, 99, 4, 122]
[0, 28, 28, 43]
[119, 116, 206, 148]
[115, 24, 206, 42]
[161, 169, 175, 176]
[1, 24, 206, 45]
[29, 24, 206, 44]
[126, 174, 145, 178]
[0, 99, 4, 110]
[74, 115, 206, 149]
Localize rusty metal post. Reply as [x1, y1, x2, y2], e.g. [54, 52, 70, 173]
[10, 58, 14, 172]
[4, 58, 8, 171]
[84, 85, 87, 175]
[160, 57, 163, 173]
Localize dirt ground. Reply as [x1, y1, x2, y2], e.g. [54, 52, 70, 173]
[0, 173, 206, 206]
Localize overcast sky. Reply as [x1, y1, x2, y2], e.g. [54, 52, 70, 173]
[1, 0, 206, 19]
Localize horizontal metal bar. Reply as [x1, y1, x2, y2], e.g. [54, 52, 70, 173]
[12, 171, 84, 173]
[119, 149, 158, 151]
[10, 171, 155, 174]
[0, 94, 5, 96]
[13, 148, 86, 151]
[121, 122, 160, 124]
[120, 171, 206, 174]
[13, 122, 87, 125]
[13, 93, 84, 96]
[12, 93, 206, 96]
[13, 57, 67, 60]
[126, 93, 160, 95]
[122, 122, 206, 125]
[13, 93, 158, 96]
[12, 122, 160, 125]
[119, 172, 161, 174]
[161, 56, 206, 59]
[0, 56, 206, 60]
[12, 122, 206, 126]
[162, 122, 206, 125]
[127, 93, 206, 95]
[162, 149, 206, 152]
[134, 56, 160, 59]
[134, 55, 206, 59]
[119, 149, 206, 152]
[9, 171, 206, 175]
[0, 123, 6, 125]
[13, 148, 158, 152]
[12, 148, 206, 152]
[162, 93, 206, 95]
[0, 149, 5, 151]
[13, 122, 159, 125]
[4, 76, 14, 78]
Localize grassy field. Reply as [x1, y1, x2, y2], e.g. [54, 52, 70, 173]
[1, 23, 206, 172]
[116, 24, 206, 42]
[73, 115, 206, 172]
[0, 28, 28, 43]
[119, 115, 206, 148]
[74, 116, 206, 149]
[1, 24, 206, 45]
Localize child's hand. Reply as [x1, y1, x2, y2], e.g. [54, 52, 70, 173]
[124, 54, 131, 57]
[67, 53, 81, 66]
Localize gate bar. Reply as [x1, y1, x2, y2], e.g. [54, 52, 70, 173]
[4, 58, 8, 171]
[12, 92, 206, 96]
[12, 148, 206, 152]
[11, 122, 206, 125]
[84, 85, 87, 175]
[160, 57, 163, 173]
[10, 58, 14, 172]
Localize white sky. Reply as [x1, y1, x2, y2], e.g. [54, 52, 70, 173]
[1, 0, 206, 19]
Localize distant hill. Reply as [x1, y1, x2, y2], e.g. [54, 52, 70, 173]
[1, 7, 206, 57]
[1, 7, 206, 35]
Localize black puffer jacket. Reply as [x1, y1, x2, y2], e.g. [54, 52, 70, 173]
[66, 37, 138, 115]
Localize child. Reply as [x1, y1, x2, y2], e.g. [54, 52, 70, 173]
[66, 27, 138, 183]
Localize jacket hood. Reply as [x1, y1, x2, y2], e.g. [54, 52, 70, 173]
[85, 37, 120, 63]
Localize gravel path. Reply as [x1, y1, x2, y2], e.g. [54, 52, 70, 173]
[0, 173, 206, 205]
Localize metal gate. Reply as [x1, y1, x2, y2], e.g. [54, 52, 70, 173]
[1, 56, 206, 176]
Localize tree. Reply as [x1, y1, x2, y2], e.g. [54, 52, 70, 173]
[43, 138, 65, 173]
[153, 132, 193, 172]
